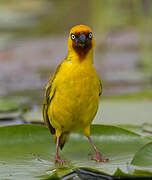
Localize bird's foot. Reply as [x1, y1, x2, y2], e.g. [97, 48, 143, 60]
[89, 152, 109, 163]
[55, 156, 66, 165]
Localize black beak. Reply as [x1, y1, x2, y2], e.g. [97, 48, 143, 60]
[77, 33, 87, 47]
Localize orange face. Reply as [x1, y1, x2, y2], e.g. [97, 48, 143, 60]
[68, 25, 95, 59]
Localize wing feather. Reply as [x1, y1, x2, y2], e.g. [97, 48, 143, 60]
[99, 79, 102, 96]
[42, 63, 62, 134]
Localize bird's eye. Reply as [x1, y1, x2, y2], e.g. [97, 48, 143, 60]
[71, 34, 76, 40]
[88, 32, 93, 39]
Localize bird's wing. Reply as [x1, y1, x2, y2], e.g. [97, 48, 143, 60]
[99, 79, 102, 96]
[42, 63, 62, 134]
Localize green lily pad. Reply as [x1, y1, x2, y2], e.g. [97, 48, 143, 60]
[130, 142, 152, 176]
[131, 142, 152, 168]
[0, 98, 22, 112]
[117, 124, 152, 137]
[142, 123, 152, 134]
[0, 124, 151, 179]
[22, 108, 43, 123]
[102, 90, 152, 101]
[94, 100, 152, 125]
[0, 97, 30, 120]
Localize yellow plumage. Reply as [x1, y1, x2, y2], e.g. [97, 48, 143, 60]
[43, 25, 108, 164]
[48, 57, 100, 136]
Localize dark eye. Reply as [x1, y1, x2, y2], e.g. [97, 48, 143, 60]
[88, 32, 93, 39]
[71, 34, 76, 40]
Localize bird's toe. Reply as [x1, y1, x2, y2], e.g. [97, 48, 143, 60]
[89, 152, 109, 163]
[55, 157, 67, 165]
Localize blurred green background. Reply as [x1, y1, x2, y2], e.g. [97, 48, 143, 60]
[0, 0, 152, 126]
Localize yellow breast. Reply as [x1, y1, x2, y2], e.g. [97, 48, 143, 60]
[48, 59, 100, 133]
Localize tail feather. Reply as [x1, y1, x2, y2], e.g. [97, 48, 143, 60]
[56, 132, 70, 150]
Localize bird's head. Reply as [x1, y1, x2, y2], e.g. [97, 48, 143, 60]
[68, 25, 95, 61]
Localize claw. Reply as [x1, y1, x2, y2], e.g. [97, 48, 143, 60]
[55, 156, 67, 165]
[89, 152, 109, 163]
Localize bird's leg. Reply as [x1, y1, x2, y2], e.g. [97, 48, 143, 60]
[54, 136, 66, 164]
[87, 136, 109, 162]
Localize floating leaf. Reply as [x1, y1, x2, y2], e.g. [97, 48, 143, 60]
[94, 101, 152, 126]
[0, 97, 30, 120]
[0, 98, 21, 112]
[131, 142, 152, 168]
[22, 108, 43, 124]
[142, 123, 152, 134]
[0, 124, 151, 179]
[118, 124, 152, 137]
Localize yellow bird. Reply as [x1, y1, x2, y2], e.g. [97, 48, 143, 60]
[43, 25, 109, 164]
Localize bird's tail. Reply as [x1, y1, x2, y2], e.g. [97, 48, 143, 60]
[55, 132, 70, 150]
